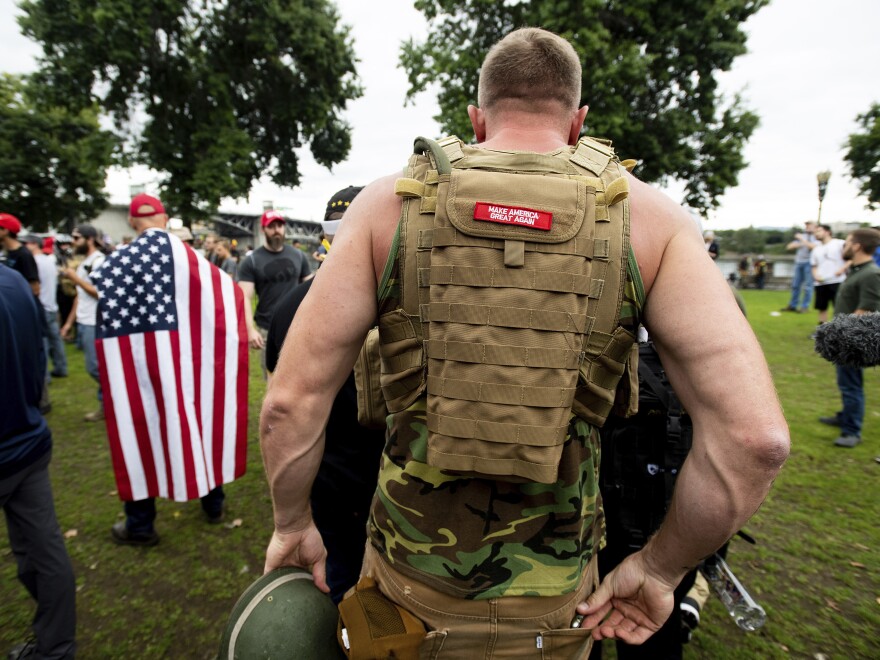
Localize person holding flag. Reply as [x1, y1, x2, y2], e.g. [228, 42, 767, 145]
[93, 194, 249, 546]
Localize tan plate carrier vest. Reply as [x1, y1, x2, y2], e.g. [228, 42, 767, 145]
[378, 136, 636, 484]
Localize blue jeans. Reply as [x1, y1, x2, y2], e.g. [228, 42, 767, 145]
[836, 365, 864, 438]
[77, 323, 102, 405]
[788, 261, 814, 310]
[44, 309, 68, 377]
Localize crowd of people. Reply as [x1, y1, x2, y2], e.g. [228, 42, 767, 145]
[1, 25, 878, 660]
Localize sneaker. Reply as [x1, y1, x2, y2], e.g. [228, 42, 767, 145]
[8, 639, 36, 659]
[84, 408, 104, 422]
[50, 371, 68, 378]
[111, 521, 160, 547]
[780, 306, 797, 312]
[818, 416, 842, 427]
[834, 435, 862, 448]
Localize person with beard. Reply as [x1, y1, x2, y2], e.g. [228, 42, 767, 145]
[237, 210, 312, 376]
[819, 228, 880, 448]
[60, 225, 106, 421]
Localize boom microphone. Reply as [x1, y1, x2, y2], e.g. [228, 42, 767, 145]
[814, 313, 880, 368]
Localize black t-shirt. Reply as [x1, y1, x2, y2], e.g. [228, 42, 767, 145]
[1, 245, 39, 284]
[237, 245, 311, 329]
[266, 279, 385, 508]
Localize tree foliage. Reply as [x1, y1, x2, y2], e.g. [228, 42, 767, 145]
[0, 74, 115, 232]
[843, 102, 880, 210]
[401, 0, 764, 215]
[18, 0, 362, 220]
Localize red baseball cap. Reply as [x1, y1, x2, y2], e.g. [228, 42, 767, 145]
[42, 236, 55, 254]
[129, 193, 166, 218]
[0, 213, 22, 235]
[261, 210, 285, 228]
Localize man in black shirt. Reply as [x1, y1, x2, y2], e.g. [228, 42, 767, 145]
[265, 186, 381, 604]
[0, 213, 40, 296]
[238, 210, 312, 376]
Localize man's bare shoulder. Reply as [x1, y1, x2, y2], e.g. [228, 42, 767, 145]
[341, 174, 402, 280]
[626, 172, 703, 295]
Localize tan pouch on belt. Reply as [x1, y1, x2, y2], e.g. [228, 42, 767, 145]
[337, 575, 426, 660]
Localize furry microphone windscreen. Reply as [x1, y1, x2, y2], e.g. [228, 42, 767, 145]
[814, 313, 880, 368]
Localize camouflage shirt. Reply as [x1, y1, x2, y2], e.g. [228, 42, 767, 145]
[368, 228, 644, 599]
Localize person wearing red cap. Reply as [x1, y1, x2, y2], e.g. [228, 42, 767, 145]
[0, 213, 40, 297]
[237, 209, 312, 375]
[60, 224, 106, 421]
[93, 194, 236, 546]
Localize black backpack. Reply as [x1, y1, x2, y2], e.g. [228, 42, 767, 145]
[599, 341, 692, 550]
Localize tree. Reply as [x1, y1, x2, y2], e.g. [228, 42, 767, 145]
[843, 103, 880, 210]
[17, 0, 362, 221]
[401, 0, 764, 215]
[0, 74, 115, 232]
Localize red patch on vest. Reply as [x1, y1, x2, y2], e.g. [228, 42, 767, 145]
[473, 202, 553, 231]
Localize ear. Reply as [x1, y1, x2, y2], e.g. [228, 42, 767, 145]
[568, 105, 588, 145]
[468, 105, 486, 143]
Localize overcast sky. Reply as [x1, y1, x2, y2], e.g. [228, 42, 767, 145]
[2, 0, 878, 229]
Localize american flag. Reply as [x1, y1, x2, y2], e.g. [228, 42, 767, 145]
[93, 228, 248, 502]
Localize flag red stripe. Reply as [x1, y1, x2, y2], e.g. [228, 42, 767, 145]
[97, 339, 133, 501]
[186, 245, 203, 435]
[210, 265, 226, 484]
[118, 335, 160, 496]
[144, 332, 175, 500]
[170, 331, 199, 499]
[234, 282, 248, 477]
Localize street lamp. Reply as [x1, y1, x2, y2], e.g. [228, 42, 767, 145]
[816, 170, 831, 222]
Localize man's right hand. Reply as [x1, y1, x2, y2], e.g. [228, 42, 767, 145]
[576, 549, 678, 645]
[248, 326, 265, 349]
[60, 323, 72, 340]
[264, 523, 329, 594]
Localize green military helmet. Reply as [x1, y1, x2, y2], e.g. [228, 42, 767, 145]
[219, 566, 345, 659]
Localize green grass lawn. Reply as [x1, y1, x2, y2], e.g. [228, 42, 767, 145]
[1, 289, 878, 658]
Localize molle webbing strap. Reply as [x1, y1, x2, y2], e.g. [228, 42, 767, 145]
[425, 339, 583, 370]
[427, 375, 577, 408]
[428, 227, 606, 259]
[421, 302, 591, 334]
[429, 264, 593, 295]
[427, 412, 567, 447]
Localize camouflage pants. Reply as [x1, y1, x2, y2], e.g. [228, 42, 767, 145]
[362, 543, 598, 659]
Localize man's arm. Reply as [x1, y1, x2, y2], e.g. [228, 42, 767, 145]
[60, 296, 78, 339]
[298, 251, 314, 283]
[786, 233, 814, 251]
[260, 182, 387, 586]
[61, 268, 98, 299]
[237, 280, 264, 349]
[580, 178, 789, 643]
